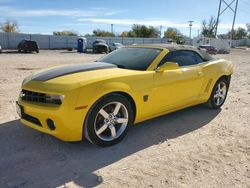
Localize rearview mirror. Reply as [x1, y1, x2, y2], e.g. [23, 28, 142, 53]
[156, 62, 179, 73]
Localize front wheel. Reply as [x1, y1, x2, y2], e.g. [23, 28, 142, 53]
[84, 94, 134, 147]
[207, 78, 229, 109]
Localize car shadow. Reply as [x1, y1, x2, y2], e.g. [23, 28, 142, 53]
[0, 105, 221, 187]
[60, 50, 95, 54]
[1, 50, 35, 54]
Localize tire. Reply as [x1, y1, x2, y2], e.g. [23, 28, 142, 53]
[84, 94, 134, 147]
[207, 77, 229, 109]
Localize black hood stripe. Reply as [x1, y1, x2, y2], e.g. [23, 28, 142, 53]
[32, 62, 117, 81]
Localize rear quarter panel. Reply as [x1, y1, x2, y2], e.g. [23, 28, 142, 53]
[199, 59, 233, 101]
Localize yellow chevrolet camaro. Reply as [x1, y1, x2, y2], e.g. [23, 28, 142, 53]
[16, 44, 233, 146]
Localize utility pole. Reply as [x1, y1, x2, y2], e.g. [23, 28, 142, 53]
[188, 21, 194, 39]
[159, 25, 162, 38]
[215, 0, 222, 37]
[231, 0, 239, 40]
[111, 24, 114, 34]
[214, 0, 239, 39]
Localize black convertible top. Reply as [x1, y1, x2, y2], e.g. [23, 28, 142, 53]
[136, 44, 214, 61]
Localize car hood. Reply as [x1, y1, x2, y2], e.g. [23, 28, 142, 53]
[31, 62, 117, 81]
[22, 62, 145, 92]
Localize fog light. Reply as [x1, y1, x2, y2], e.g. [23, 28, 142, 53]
[47, 119, 56, 130]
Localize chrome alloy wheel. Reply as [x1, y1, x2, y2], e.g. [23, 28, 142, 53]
[94, 102, 129, 141]
[213, 81, 227, 106]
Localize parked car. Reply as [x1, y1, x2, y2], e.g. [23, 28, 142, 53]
[17, 44, 233, 147]
[93, 39, 109, 53]
[0, 44, 2, 53]
[18, 40, 39, 53]
[218, 49, 230, 54]
[109, 43, 124, 52]
[199, 45, 218, 55]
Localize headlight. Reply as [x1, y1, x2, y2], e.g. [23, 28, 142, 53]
[45, 94, 64, 105]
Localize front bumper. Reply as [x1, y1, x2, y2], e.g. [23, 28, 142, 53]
[17, 99, 87, 142]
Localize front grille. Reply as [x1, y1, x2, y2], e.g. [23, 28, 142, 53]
[21, 89, 46, 103]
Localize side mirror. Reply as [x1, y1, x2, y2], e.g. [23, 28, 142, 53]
[156, 62, 179, 73]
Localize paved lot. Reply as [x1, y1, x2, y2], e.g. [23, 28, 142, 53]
[0, 49, 249, 187]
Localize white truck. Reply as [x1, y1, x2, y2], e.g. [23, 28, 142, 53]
[193, 37, 231, 54]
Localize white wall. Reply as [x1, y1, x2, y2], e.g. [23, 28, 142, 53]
[231, 39, 246, 47]
[0, 32, 172, 49]
[1, 32, 249, 49]
[247, 39, 250, 46]
[193, 37, 231, 51]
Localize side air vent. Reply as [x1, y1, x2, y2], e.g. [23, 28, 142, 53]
[204, 79, 213, 93]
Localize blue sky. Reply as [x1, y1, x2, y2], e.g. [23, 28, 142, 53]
[0, 0, 249, 37]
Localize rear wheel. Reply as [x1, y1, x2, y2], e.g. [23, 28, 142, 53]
[207, 78, 229, 109]
[84, 94, 134, 147]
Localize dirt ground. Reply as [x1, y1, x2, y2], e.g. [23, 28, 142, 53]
[0, 49, 249, 188]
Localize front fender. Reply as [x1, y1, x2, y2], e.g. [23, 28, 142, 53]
[224, 61, 234, 76]
[76, 81, 134, 112]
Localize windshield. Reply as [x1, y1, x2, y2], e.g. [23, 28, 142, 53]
[97, 47, 162, 71]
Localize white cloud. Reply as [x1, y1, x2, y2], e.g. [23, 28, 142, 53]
[218, 23, 247, 30]
[0, 6, 124, 17]
[77, 18, 185, 27]
[77, 18, 247, 30]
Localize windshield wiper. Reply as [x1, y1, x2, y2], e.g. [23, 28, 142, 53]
[115, 64, 126, 69]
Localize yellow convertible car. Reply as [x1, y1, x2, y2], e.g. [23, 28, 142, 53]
[16, 44, 233, 146]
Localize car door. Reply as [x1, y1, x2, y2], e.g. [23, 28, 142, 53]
[153, 50, 204, 114]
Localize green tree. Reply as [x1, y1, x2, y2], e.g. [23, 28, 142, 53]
[228, 27, 248, 39]
[120, 31, 129, 37]
[246, 24, 250, 38]
[201, 16, 217, 38]
[164, 27, 181, 38]
[128, 24, 159, 38]
[53, 30, 78, 36]
[92, 29, 115, 37]
[164, 27, 184, 44]
[0, 20, 19, 33]
[84, 33, 92, 37]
